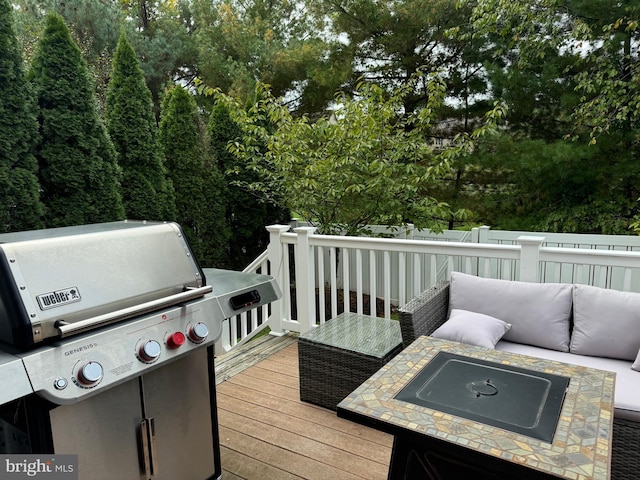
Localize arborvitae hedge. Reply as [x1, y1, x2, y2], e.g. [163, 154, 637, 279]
[106, 30, 176, 222]
[159, 86, 229, 267]
[0, 0, 43, 232]
[28, 12, 124, 227]
[208, 102, 289, 269]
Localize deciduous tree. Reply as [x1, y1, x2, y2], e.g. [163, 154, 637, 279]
[215, 74, 505, 235]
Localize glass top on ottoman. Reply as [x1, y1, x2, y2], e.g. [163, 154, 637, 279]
[300, 312, 402, 358]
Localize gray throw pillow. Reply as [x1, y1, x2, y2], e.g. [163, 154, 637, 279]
[432, 309, 511, 349]
[449, 272, 573, 352]
[571, 284, 640, 361]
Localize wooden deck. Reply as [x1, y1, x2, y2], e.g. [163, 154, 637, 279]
[214, 333, 393, 480]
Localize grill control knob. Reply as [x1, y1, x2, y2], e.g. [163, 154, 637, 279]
[77, 361, 103, 387]
[54, 377, 68, 390]
[189, 322, 209, 344]
[166, 331, 186, 349]
[138, 340, 161, 363]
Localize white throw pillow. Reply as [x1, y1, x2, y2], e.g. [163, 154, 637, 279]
[571, 284, 640, 361]
[449, 272, 573, 352]
[432, 309, 511, 349]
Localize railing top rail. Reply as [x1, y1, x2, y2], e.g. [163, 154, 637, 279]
[278, 229, 640, 269]
[487, 230, 640, 247]
[243, 249, 269, 273]
[540, 246, 640, 268]
[280, 230, 522, 259]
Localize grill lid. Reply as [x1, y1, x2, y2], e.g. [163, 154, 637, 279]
[0, 221, 205, 346]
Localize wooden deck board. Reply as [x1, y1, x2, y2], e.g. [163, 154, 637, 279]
[215, 333, 299, 384]
[215, 335, 393, 479]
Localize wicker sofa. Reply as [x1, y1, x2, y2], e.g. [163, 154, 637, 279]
[398, 272, 640, 480]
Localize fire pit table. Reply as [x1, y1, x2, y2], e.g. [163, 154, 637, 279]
[337, 337, 615, 480]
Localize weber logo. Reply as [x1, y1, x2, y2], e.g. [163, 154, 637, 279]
[36, 287, 81, 310]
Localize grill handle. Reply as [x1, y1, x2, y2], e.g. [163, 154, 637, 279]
[57, 285, 213, 338]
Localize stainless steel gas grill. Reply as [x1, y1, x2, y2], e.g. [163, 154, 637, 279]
[0, 221, 281, 480]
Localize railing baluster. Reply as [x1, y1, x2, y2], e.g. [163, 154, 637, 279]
[384, 251, 391, 319]
[464, 257, 472, 275]
[330, 247, 338, 318]
[370, 250, 377, 317]
[553, 263, 561, 283]
[342, 248, 350, 314]
[624, 268, 632, 291]
[230, 315, 238, 348]
[429, 254, 437, 284]
[576, 264, 586, 285]
[356, 249, 364, 314]
[414, 252, 421, 298]
[483, 259, 491, 278]
[284, 244, 292, 323]
[318, 246, 326, 324]
[240, 312, 248, 340]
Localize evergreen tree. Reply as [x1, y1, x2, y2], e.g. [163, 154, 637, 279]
[28, 12, 124, 227]
[159, 86, 229, 266]
[106, 29, 176, 221]
[0, 0, 43, 232]
[192, 0, 339, 116]
[208, 101, 289, 269]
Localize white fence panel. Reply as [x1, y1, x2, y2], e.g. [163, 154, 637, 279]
[482, 229, 640, 290]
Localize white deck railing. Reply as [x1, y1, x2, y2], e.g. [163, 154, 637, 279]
[215, 224, 640, 353]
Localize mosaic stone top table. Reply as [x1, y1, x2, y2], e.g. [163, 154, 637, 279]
[337, 337, 615, 480]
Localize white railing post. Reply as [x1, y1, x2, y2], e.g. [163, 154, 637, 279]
[404, 223, 415, 239]
[472, 225, 491, 243]
[266, 225, 291, 335]
[294, 226, 317, 333]
[518, 236, 545, 282]
[472, 226, 491, 276]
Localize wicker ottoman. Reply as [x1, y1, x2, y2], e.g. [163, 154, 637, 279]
[298, 312, 403, 410]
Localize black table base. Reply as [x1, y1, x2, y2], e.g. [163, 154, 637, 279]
[387, 433, 557, 480]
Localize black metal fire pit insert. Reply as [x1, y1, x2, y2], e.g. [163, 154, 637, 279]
[395, 352, 570, 443]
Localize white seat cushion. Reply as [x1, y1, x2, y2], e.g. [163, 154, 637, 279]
[497, 340, 640, 422]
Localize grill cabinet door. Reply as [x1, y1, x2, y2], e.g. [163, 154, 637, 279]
[48, 348, 217, 479]
[49, 378, 144, 479]
[140, 347, 215, 479]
